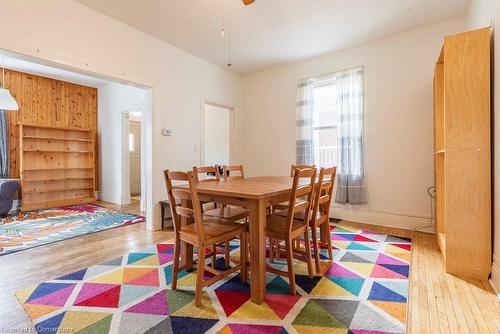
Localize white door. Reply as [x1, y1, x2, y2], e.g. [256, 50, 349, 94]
[204, 104, 231, 166]
[129, 120, 141, 196]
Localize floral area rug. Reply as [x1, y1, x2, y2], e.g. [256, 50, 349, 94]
[0, 204, 145, 256]
[16, 224, 411, 333]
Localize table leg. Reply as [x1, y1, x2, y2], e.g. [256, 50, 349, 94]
[249, 199, 266, 304]
[180, 199, 193, 270]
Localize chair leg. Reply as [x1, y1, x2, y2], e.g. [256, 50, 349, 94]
[311, 224, 321, 273]
[303, 228, 314, 279]
[224, 240, 231, 268]
[326, 223, 333, 260]
[285, 238, 296, 296]
[211, 245, 217, 267]
[269, 237, 275, 263]
[241, 232, 248, 283]
[195, 245, 206, 307]
[275, 239, 280, 259]
[171, 236, 181, 290]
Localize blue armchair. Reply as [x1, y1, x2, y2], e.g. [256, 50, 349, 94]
[0, 179, 19, 217]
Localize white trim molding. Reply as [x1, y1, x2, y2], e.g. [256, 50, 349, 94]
[490, 255, 500, 300]
[331, 206, 434, 233]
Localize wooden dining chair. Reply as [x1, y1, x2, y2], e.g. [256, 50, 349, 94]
[164, 170, 248, 306]
[272, 163, 316, 212]
[193, 165, 249, 267]
[193, 165, 249, 221]
[277, 167, 336, 272]
[309, 167, 336, 272]
[265, 167, 316, 295]
[223, 165, 244, 179]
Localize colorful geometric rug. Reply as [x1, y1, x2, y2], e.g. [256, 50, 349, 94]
[16, 224, 411, 333]
[0, 204, 145, 256]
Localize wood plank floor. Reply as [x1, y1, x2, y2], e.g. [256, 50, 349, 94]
[0, 207, 498, 333]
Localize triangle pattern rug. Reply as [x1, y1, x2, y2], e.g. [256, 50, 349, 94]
[17, 223, 411, 333]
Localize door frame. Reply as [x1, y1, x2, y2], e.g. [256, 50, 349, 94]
[200, 98, 237, 166]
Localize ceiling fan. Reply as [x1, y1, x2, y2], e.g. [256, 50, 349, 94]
[242, 0, 255, 5]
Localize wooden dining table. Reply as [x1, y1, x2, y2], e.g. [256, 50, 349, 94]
[178, 175, 330, 305]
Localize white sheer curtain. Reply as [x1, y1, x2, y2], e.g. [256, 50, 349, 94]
[295, 79, 314, 165]
[335, 67, 366, 204]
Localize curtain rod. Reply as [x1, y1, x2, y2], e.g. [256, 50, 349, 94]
[299, 65, 364, 82]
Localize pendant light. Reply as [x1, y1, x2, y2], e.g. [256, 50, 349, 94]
[0, 56, 19, 111]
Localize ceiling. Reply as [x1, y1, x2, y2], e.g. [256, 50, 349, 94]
[0, 53, 108, 88]
[75, 0, 470, 75]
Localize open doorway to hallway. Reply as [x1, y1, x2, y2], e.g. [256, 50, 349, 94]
[98, 83, 148, 213]
[129, 111, 142, 203]
[203, 103, 234, 168]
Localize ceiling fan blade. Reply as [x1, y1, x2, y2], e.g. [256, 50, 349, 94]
[242, 0, 255, 5]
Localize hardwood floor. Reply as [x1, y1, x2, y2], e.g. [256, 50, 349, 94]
[337, 221, 500, 334]
[0, 211, 498, 333]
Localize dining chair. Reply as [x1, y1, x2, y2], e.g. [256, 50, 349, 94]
[272, 163, 316, 212]
[164, 170, 248, 306]
[223, 165, 244, 179]
[193, 165, 250, 267]
[265, 167, 316, 295]
[277, 166, 336, 272]
[309, 167, 336, 272]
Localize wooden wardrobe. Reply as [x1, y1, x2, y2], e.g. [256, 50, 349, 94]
[433, 27, 491, 280]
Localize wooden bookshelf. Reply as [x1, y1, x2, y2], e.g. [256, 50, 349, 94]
[19, 124, 96, 211]
[433, 27, 491, 280]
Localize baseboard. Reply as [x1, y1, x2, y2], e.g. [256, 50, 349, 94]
[331, 206, 434, 233]
[98, 191, 122, 205]
[490, 255, 500, 301]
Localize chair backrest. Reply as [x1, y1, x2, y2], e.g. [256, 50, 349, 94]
[193, 165, 220, 183]
[290, 164, 315, 177]
[164, 170, 205, 241]
[286, 167, 316, 233]
[310, 167, 337, 223]
[223, 165, 244, 179]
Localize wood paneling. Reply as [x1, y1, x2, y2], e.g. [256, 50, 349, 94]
[434, 27, 491, 279]
[1, 68, 97, 179]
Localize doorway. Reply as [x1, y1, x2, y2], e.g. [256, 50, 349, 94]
[203, 103, 233, 166]
[128, 112, 142, 202]
[121, 106, 145, 212]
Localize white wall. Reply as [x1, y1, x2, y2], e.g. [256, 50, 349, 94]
[0, 0, 241, 230]
[204, 105, 230, 166]
[465, 0, 500, 295]
[240, 18, 465, 232]
[98, 83, 146, 205]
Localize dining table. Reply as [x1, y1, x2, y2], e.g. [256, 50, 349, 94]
[177, 175, 330, 305]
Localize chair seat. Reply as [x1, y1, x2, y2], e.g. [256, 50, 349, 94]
[180, 217, 246, 245]
[265, 214, 308, 239]
[273, 201, 289, 211]
[275, 209, 323, 221]
[204, 205, 249, 221]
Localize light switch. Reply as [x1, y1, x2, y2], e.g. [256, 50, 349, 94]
[162, 128, 173, 136]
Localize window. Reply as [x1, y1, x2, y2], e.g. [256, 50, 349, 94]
[312, 78, 338, 168]
[129, 133, 135, 152]
[296, 66, 366, 204]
